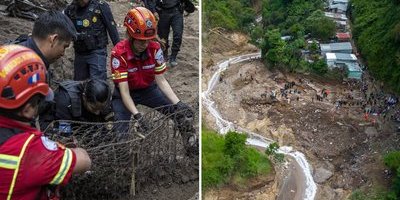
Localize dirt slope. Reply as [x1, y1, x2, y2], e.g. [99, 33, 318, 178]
[202, 31, 400, 199]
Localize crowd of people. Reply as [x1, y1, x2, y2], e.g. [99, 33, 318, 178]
[0, 0, 196, 199]
[256, 72, 400, 127]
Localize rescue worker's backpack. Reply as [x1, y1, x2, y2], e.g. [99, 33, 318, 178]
[58, 81, 83, 118]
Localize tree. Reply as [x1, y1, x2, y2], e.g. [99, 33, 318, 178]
[263, 29, 289, 68]
[224, 131, 247, 159]
[265, 142, 284, 162]
[308, 40, 319, 54]
[311, 59, 328, 74]
[305, 10, 336, 41]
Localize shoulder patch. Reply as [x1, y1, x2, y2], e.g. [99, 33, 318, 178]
[41, 136, 58, 151]
[155, 49, 164, 64]
[112, 58, 120, 69]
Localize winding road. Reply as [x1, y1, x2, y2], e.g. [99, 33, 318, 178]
[202, 52, 317, 200]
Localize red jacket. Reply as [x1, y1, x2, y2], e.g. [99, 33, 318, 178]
[110, 39, 167, 90]
[0, 116, 76, 200]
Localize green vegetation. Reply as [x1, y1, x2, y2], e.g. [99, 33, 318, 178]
[260, 0, 329, 38]
[265, 142, 285, 163]
[349, 151, 400, 199]
[349, 188, 396, 200]
[351, 0, 400, 93]
[259, 0, 330, 74]
[304, 10, 336, 41]
[202, 0, 256, 32]
[383, 151, 400, 198]
[202, 125, 272, 190]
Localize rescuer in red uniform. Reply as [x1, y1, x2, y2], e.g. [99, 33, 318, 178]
[0, 45, 91, 200]
[111, 7, 197, 154]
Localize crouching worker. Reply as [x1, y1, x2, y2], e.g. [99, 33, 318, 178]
[0, 45, 91, 199]
[40, 79, 112, 134]
[111, 7, 196, 154]
[54, 79, 112, 122]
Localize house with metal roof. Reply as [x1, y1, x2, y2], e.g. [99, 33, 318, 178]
[336, 32, 350, 42]
[324, 12, 347, 21]
[334, 20, 347, 31]
[326, 53, 357, 65]
[329, 3, 348, 13]
[324, 53, 362, 79]
[332, 0, 349, 4]
[320, 42, 353, 54]
[346, 63, 362, 79]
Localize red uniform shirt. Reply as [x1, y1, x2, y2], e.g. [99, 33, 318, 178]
[110, 39, 167, 89]
[0, 116, 76, 200]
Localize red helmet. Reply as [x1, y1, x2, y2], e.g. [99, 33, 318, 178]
[0, 45, 49, 109]
[124, 7, 157, 40]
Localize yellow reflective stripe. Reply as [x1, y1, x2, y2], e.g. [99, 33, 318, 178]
[155, 63, 166, 72]
[0, 154, 19, 169]
[7, 134, 35, 200]
[50, 148, 73, 185]
[111, 72, 128, 80]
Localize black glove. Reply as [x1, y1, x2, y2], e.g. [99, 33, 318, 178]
[174, 101, 194, 118]
[134, 113, 150, 133]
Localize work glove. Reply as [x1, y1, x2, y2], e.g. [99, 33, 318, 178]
[174, 101, 194, 118]
[173, 102, 196, 152]
[134, 113, 150, 134]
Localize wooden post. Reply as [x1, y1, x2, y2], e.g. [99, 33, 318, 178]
[130, 153, 136, 197]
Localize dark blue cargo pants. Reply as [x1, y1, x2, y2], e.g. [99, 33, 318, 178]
[73, 48, 107, 81]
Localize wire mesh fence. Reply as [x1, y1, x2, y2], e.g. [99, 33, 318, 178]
[43, 103, 198, 200]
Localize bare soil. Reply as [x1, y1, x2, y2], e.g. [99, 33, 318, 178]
[0, 1, 199, 199]
[202, 31, 400, 199]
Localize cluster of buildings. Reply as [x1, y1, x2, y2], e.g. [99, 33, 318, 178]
[320, 0, 363, 79]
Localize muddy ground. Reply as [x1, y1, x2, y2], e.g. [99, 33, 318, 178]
[202, 31, 400, 199]
[0, 1, 199, 199]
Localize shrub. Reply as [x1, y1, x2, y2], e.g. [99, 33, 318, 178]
[202, 125, 272, 190]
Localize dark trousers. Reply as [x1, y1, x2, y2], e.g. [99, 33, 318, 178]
[157, 7, 184, 59]
[112, 83, 174, 122]
[74, 48, 107, 81]
[112, 83, 195, 151]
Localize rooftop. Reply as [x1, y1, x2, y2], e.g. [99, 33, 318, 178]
[336, 32, 350, 39]
[326, 53, 357, 61]
[324, 12, 347, 20]
[347, 62, 362, 72]
[329, 3, 348, 12]
[321, 42, 352, 52]
[332, 0, 349, 4]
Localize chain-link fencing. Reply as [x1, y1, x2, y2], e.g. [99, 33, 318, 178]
[43, 103, 198, 200]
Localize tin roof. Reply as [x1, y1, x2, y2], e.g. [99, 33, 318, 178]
[336, 32, 350, 39]
[329, 3, 348, 12]
[346, 62, 362, 72]
[326, 53, 357, 61]
[324, 12, 347, 20]
[321, 42, 352, 52]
